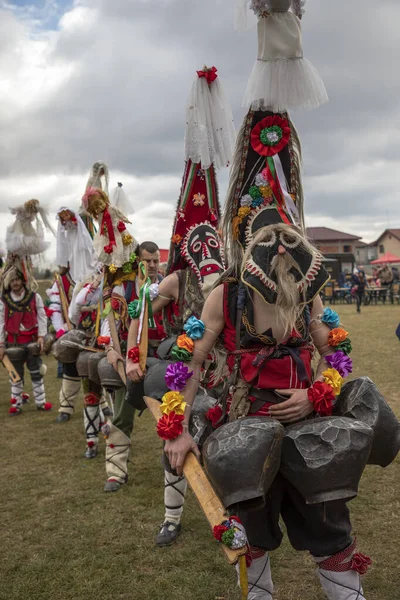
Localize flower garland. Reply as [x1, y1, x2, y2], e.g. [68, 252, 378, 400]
[157, 316, 205, 441]
[213, 516, 248, 550]
[308, 308, 353, 416]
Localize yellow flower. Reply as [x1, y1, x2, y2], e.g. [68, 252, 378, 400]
[108, 264, 117, 274]
[122, 234, 133, 246]
[238, 206, 251, 219]
[322, 368, 343, 396]
[160, 391, 186, 416]
[259, 185, 273, 199]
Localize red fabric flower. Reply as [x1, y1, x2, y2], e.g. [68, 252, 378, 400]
[22, 393, 30, 401]
[71, 216, 77, 224]
[128, 346, 140, 363]
[251, 115, 290, 157]
[10, 397, 17, 405]
[197, 66, 218, 84]
[157, 411, 185, 440]
[43, 402, 53, 411]
[9, 406, 20, 414]
[213, 524, 229, 542]
[104, 244, 114, 254]
[205, 405, 223, 428]
[97, 336, 110, 347]
[307, 382, 335, 416]
[351, 553, 372, 575]
[111, 298, 120, 311]
[85, 394, 100, 406]
[87, 441, 95, 448]
[117, 221, 126, 232]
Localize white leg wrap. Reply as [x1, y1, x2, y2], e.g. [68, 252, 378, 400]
[59, 376, 81, 414]
[316, 569, 366, 600]
[164, 471, 187, 525]
[11, 380, 24, 407]
[100, 389, 110, 411]
[236, 553, 273, 599]
[105, 423, 131, 484]
[32, 378, 46, 407]
[84, 402, 101, 444]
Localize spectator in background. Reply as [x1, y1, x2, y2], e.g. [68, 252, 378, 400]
[352, 266, 367, 313]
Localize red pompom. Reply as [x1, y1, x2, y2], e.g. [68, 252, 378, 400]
[117, 221, 126, 232]
[157, 411, 185, 440]
[10, 397, 17, 405]
[104, 244, 114, 255]
[128, 347, 140, 363]
[205, 405, 223, 428]
[213, 524, 229, 542]
[109, 444, 115, 449]
[97, 336, 111, 347]
[22, 393, 30, 400]
[43, 402, 53, 411]
[9, 406, 20, 414]
[308, 382, 335, 416]
[87, 441, 95, 448]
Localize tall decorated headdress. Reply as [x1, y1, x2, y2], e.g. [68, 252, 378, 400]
[81, 187, 138, 278]
[223, 0, 329, 306]
[85, 161, 110, 196]
[167, 66, 236, 295]
[56, 207, 100, 283]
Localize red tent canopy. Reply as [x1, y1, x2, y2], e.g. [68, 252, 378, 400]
[370, 252, 400, 264]
[159, 249, 169, 263]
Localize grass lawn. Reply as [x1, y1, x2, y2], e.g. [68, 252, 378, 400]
[1, 303, 399, 600]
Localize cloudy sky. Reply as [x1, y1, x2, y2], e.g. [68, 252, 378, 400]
[1, 0, 399, 263]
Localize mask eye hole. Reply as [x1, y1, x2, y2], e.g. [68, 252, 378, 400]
[280, 231, 300, 248]
[207, 237, 219, 249]
[191, 241, 202, 253]
[258, 229, 277, 248]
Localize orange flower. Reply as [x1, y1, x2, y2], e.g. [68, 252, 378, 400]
[193, 193, 205, 206]
[176, 334, 194, 353]
[171, 234, 182, 245]
[328, 328, 349, 347]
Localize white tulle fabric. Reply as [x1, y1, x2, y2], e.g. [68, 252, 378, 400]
[56, 208, 99, 283]
[185, 75, 236, 170]
[235, 0, 306, 30]
[6, 216, 49, 256]
[92, 205, 137, 268]
[112, 185, 135, 216]
[242, 12, 328, 111]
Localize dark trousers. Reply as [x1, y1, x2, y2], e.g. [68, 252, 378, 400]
[7, 346, 43, 382]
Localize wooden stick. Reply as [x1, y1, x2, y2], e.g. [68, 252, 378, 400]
[144, 395, 246, 565]
[107, 312, 127, 386]
[1, 354, 22, 383]
[137, 262, 149, 372]
[55, 272, 72, 331]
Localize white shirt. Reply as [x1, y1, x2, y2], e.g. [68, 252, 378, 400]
[0, 289, 48, 343]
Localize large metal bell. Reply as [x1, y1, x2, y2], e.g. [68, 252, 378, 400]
[88, 352, 104, 385]
[189, 394, 217, 451]
[98, 356, 124, 389]
[143, 360, 171, 400]
[335, 377, 400, 467]
[281, 416, 374, 505]
[203, 417, 284, 509]
[52, 330, 87, 363]
[76, 351, 92, 378]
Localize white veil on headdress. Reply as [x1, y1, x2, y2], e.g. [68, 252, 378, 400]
[112, 182, 134, 216]
[6, 199, 55, 256]
[85, 161, 109, 195]
[56, 207, 99, 283]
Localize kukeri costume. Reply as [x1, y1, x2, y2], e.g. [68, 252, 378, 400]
[128, 66, 235, 545]
[153, 5, 400, 599]
[1, 200, 55, 415]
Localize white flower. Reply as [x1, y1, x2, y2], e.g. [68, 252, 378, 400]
[255, 173, 267, 186]
[149, 283, 159, 301]
[240, 194, 253, 207]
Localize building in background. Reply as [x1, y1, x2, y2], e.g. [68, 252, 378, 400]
[306, 227, 362, 281]
[369, 229, 400, 261]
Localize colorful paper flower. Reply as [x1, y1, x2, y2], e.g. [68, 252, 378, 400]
[213, 524, 229, 542]
[128, 300, 140, 319]
[206, 405, 223, 428]
[251, 196, 264, 208]
[193, 193, 205, 206]
[165, 362, 193, 392]
[240, 194, 253, 207]
[160, 391, 186, 416]
[177, 334, 194, 353]
[255, 173, 267, 186]
[221, 530, 235, 546]
[249, 185, 262, 200]
[171, 346, 193, 362]
[97, 336, 110, 347]
[117, 221, 126, 232]
[321, 308, 340, 329]
[322, 368, 343, 396]
[128, 347, 140, 363]
[328, 328, 349, 347]
[111, 298, 120, 311]
[251, 115, 291, 156]
[238, 206, 251, 219]
[149, 283, 159, 301]
[337, 338, 353, 355]
[123, 262, 133, 274]
[104, 244, 114, 254]
[122, 234, 133, 246]
[157, 411, 185, 440]
[308, 381, 335, 416]
[325, 351, 353, 378]
[259, 184, 273, 199]
[183, 316, 205, 340]
[172, 234, 182, 245]
[108, 264, 117, 274]
[129, 252, 137, 263]
[351, 553, 372, 575]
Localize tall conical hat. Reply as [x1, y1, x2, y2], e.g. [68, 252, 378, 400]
[166, 66, 236, 292]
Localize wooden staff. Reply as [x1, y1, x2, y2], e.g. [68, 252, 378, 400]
[1, 354, 22, 383]
[137, 262, 149, 372]
[55, 272, 72, 331]
[107, 311, 127, 386]
[144, 395, 247, 566]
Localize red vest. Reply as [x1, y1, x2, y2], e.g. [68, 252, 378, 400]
[3, 291, 38, 344]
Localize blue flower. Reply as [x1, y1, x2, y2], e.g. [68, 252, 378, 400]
[183, 316, 205, 340]
[321, 307, 340, 329]
[251, 196, 264, 208]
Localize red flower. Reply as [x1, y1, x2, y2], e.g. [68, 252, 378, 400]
[9, 406, 20, 414]
[85, 393, 100, 406]
[213, 524, 229, 542]
[71, 216, 77, 224]
[10, 397, 17, 405]
[251, 115, 290, 157]
[351, 552, 372, 575]
[43, 402, 53, 411]
[128, 346, 140, 363]
[87, 441, 95, 448]
[104, 244, 114, 254]
[109, 444, 115, 449]
[197, 66, 218, 84]
[111, 298, 120, 311]
[117, 221, 126, 232]
[97, 335, 111, 347]
[22, 393, 30, 401]
[157, 411, 185, 441]
[308, 382, 335, 416]
[205, 405, 223, 428]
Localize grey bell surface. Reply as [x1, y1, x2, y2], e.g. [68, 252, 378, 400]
[143, 360, 171, 400]
[189, 394, 217, 450]
[76, 350, 91, 378]
[98, 356, 124, 390]
[202, 416, 284, 508]
[281, 416, 374, 505]
[88, 352, 103, 386]
[335, 377, 400, 467]
[52, 330, 87, 363]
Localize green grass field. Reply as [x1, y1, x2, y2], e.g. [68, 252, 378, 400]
[1, 302, 400, 600]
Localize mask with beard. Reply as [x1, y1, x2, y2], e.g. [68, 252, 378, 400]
[181, 222, 225, 297]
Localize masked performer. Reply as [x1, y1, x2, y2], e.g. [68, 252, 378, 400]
[46, 207, 101, 423]
[126, 65, 235, 546]
[74, 186, 139, 459]
[157, 4, 400, 599]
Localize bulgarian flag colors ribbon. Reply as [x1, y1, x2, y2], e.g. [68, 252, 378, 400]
[136, 262, 155, 344]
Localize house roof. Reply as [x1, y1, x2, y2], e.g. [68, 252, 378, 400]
[373, 229, 400, 245]
[306, 227, 362, 242]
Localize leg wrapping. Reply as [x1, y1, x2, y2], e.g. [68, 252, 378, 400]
[236, 552, 273, 600]
[104, 422, 131, 484]
[11, 380, 24, 408]
[83, 392, 101, 444]
[31, 377, 46, 407]
[164, 471, 187, 525]
[59, 376, 81, 414]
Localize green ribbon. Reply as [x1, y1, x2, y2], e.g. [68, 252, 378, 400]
[137, 262, 155, 337]
[100, 299, 112, 319]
